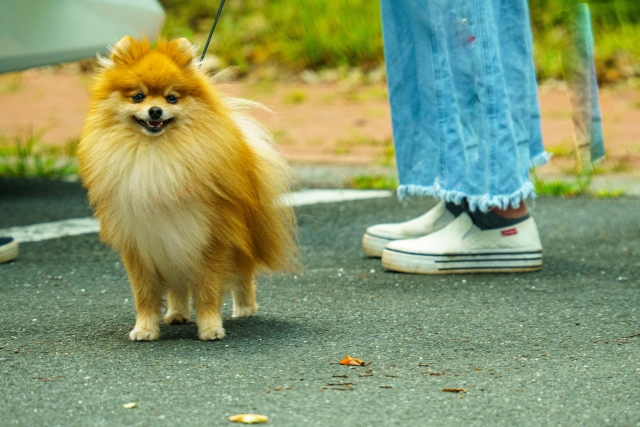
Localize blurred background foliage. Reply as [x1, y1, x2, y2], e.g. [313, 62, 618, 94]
[160, 0, 383, 74]
[530, 0, 640, 82]
[159, 0, 640, 84]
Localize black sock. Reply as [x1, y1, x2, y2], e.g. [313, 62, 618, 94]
[467, 209, 530, 230]
[445, 201, 466, 217]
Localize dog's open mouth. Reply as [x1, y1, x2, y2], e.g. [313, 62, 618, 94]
[133, 117, 173, 133]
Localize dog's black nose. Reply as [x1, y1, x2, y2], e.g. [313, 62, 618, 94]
[149, 107, 163, 120]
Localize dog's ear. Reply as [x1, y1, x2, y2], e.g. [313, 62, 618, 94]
[157, 38, 198, 69]
[110, 36, 151, 66]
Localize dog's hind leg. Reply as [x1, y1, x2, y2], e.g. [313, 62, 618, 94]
[232, 277, 257, 318]
[232, 251, 258, 318]
[165, 287, 191, 324]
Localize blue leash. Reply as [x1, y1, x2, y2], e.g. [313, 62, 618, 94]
[199, 0, 226, 66]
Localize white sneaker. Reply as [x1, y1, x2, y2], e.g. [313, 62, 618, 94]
[381, 213, 542, 274]
[362, 201, 455, 257]
[0, 237, 18, 263]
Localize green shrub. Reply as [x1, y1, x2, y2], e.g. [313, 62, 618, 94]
[159, 0, 383, 72]
[159, 0, 640, 82]
[0, 133, 78, 179]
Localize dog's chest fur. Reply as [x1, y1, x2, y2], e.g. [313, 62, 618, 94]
[106, 144, 211, 282]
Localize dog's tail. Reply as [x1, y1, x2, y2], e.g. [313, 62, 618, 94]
[225, 97, 299, 272]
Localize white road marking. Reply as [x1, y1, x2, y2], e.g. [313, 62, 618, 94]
[1, 189, 392, 243]
[283, 189, 391, 206]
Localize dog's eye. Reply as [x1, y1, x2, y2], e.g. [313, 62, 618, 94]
[166, 95, 178, 104]
[132, 93, 145, 103]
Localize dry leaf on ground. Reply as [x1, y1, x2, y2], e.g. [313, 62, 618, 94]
[442, 388, 467, 393]
[123, 402, 138, 409]
[227, 414, 268, 424]
[339, 355, 371, 366]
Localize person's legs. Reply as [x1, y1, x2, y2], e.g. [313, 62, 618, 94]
[363, 0, 448, 257]
[369, 0, 546, 272]
[0, 237, 19, 263]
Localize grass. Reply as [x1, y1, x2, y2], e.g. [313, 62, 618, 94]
[532, 173, 591, 196]
[159, 0, 640, 84]
[377, 140, 395, 167]
[592, 188, 625, 198]
[531, 170, 625, 198]
[349, 174, 398, 190]
[0, 73, 22, 95]
[333, 134, 390, 155]
[283, 89, 307, 105]
[0, 132, 78, 179]
[546, 142, 575, 159]
[160, 0, 383, 74]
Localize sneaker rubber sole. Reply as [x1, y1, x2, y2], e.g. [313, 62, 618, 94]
[0, 239, 19, 263]
[362, 232, 393, 257]
[381, 248, 542, 274]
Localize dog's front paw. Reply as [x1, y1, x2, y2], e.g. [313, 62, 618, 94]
[198, 326, 225, 341]
[165, 311, 190, 325]
[129, 327, 159, 341]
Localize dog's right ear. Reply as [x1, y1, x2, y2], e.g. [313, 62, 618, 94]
[109, 36, 151, 67]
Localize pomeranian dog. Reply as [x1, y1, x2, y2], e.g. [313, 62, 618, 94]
[78, 36, 296, 341]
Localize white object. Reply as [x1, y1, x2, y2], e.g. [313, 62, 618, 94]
[381, 213, 542, 274]
[0, 0, 165, 73]
[362, 201, 454, 257]
[0, 238, 19, 263]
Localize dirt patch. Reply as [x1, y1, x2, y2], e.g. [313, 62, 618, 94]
[1, 67, 639, 174]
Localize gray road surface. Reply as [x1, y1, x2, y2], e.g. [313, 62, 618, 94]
[1, 178, 639, 426]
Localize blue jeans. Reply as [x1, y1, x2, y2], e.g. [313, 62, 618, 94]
[380, 0, 603, 211]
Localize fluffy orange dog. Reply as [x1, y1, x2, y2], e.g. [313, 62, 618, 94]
[78, 36, 296, 341]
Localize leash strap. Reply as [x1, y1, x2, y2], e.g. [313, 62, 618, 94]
[199, 0, 226, 66]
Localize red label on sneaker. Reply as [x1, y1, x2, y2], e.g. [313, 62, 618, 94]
[501, 228, 518, 236]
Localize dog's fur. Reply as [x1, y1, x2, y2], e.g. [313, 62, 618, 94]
[78, 36, 296, 341]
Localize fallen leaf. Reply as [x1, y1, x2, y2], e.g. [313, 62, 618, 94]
[123, 402, 138, 409]
[321, 386, 353, 391]
[227, 414, 268, 424]
[339, 356, 371, 366]
[442, 388, 467, 393]
[30, 375, 63, 382]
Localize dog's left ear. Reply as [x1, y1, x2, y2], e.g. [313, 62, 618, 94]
[157, 38, 198, 69]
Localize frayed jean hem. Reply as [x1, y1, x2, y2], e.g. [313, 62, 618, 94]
[397, 181, 537, 213]
[530, 151, 552, 169]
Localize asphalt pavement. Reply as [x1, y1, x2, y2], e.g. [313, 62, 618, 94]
[1, 177, 639, 426]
